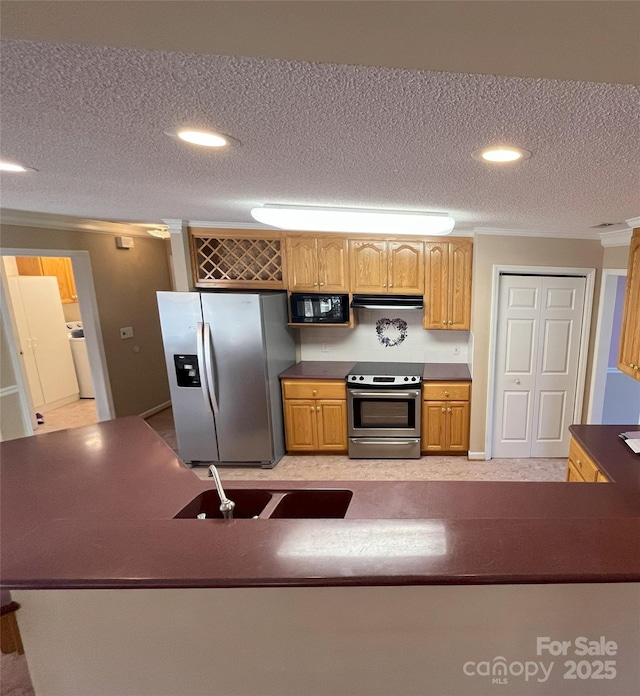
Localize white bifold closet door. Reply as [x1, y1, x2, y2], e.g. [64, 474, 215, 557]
[493, 275, 586, 458]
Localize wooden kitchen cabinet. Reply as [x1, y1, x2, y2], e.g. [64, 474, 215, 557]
[286, 236, 349, 292]
[16, 256, 78, 304]
[421, 381, 470, 453]
[350, 240, 424, 294]
[566, 437, 608, 483]
[282, 380, 347, 452]
[423, 239, 472, 330]
[190, 229, 286, 288]
[618, 228, 640, 381]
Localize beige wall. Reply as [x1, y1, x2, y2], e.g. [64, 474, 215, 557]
[603, 243, 630, 269]
[470, 235, 604, 455]
[1, 224, 172, 417]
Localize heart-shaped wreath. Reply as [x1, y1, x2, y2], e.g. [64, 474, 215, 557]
[375, 318, 408, 347]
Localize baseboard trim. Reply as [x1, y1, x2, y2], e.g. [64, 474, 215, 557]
[468, 451, 487, 461]
[140, 401, 171, 419]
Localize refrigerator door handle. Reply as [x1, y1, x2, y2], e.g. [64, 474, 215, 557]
[202, 322, 220, 414]
[196, 322, 213, 414]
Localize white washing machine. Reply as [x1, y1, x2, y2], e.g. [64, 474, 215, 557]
[66, 322, 95, 399]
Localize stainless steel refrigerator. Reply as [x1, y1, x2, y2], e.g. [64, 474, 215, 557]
[157, 292, 296, 467]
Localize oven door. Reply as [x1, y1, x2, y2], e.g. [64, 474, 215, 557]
[347, 388, 421, 438]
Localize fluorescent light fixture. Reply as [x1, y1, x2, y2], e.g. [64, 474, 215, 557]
[251, 205, 455, 235]
[0, 160, 37, 172]
[472, 146, 532, 163]
[164, 127, 239, 148]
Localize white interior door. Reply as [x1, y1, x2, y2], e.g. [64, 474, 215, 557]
[493, 275, 586, 458]
[18, 276, 79, 405]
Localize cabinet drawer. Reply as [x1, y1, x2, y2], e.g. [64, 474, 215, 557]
[568, 438, 599, 482]
[422, 382, 470, 401]
[282, 380, 346, 400]
[566, 459, 586, 482]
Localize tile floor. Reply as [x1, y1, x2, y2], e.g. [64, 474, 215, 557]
[145, 407, 566, 482]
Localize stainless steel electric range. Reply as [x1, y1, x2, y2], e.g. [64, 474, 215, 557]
[346, 362, 423, 459]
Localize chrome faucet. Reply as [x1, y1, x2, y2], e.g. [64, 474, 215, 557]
[208, 465, 235, 519]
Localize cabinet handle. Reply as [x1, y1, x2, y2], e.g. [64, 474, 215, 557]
[313, 282, 318, 286]
[310, 406, 314, 412]
[312, 389, 318, 395]
[319, 282, 324, 286]
[448, 320, 453, 325]
[444, 391, 449, 396]
[389, 284, 393, 288]
[442, 320, 447, 325]
[316, 406, 321, 412]
[382, 283, 387, 287]
[447, 407, 452, 413]
[441, 407, 446, 413]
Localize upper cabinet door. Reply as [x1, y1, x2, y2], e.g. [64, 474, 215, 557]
[350, 240, 387, 293]
[618, 232, 640, 381]
[448, 240, 472, 330]
[317, 237, 349, 292]
[286, 236, 319, 292]
[424, 242, 449, 328]
[387, 241, 424, 294]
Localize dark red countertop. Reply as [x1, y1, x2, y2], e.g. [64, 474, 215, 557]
[1, 418, 638, 590]
[279, 361, 471, 381]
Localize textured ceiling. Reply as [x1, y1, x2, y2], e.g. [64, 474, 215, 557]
[0, 39, 638, 236]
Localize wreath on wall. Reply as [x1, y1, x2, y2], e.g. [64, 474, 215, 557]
[375, 318, 408, 348]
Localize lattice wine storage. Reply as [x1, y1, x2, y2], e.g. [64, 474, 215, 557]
[191, 231, 285, 288]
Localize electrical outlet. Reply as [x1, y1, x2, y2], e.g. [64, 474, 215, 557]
[120, 326, 134, 340]
[453, 344, 460, 355]
[321, 343, 329, 353]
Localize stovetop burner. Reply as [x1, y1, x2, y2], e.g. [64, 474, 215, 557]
[346, 362, 423, 387]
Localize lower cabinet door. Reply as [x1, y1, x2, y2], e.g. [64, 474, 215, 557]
[284, 400, 317, 451]
[447, 402, 470, 451]
[422, 402, 448, 451]
[316, 400, 348, 451]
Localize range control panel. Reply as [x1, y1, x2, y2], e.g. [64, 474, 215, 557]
[174, 354, 201, 388]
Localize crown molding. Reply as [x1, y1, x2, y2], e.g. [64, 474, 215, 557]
[0, 209, 164, 238]
[599, 228, 632, 247]
[186, 220, 268, 230]
[625, 215, 640, 229]
[473, 227, 598, 240]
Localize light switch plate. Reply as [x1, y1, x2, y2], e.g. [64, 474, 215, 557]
[120, 326, 134, 339]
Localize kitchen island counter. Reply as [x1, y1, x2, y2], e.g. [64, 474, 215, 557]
[1, 417, 639, 590]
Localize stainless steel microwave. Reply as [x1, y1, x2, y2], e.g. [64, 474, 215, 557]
[290, 293, 350, 324]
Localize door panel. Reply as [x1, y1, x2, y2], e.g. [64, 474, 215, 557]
[316, 400, 347, 450]
[500, 391, 531, 442]
[448, 402, 470, 451]
[350, 240, 387, 293]
[424, 242, 448, 328]
[448, 240, 472, 329]
[422, 402, 447, 451]
[287, 237, 318, 291]
[388, 241, 424, 294]
[318, 238, 349, 292]
[284, 400, 317, 450]
[535, 391, 566, 441]
[493, 275, 586, 458]
[204, 294, 273, 462]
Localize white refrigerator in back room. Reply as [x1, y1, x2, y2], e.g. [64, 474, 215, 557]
[157, 291, 296, 468]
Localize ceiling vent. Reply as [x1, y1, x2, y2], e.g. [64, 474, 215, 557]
[590, 222, 621, 228]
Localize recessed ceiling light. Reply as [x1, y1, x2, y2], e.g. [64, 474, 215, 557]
[164, 127, 239, 148]
[0, 159, 37, 172]
[251, 205, 455, 235]
[472, 146, 532, 163]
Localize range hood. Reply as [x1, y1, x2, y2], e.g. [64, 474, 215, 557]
[351, 294, 424, 310]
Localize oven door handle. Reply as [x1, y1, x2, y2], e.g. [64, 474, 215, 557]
[348, 390, 420, 398]
[350, 438, 420, 445]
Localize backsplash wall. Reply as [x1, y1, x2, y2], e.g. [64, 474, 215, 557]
[299, 309, 470, 363]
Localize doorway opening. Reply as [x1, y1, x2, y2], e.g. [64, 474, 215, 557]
[588, 270, 640, 425]
[0, 248, 114, 436]
[486, 266, 595, 460]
